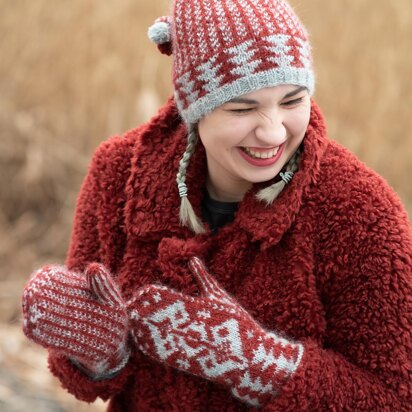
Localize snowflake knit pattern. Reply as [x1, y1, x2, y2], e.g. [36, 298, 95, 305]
[130, 257, 304, 407]
[22, 263, 130, 377]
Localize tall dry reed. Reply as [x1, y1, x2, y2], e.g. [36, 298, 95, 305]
[0, 1, 411, 410]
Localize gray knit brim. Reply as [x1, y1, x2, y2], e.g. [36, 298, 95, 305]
[175, 67, 315, 125]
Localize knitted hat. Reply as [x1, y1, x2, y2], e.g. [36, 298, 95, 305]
[148, 0, 314, 234]
[148, 0, 315, 125]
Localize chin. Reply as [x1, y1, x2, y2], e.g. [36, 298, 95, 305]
[243, 172, 280, 185]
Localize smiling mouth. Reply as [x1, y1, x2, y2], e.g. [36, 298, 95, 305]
[241, 146, 280, 159]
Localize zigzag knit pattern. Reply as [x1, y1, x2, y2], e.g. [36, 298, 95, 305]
[22, 264, 130, 377]
[149, 0, 315, 123]
[130, 257, 304, 407]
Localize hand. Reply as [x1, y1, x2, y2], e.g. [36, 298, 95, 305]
[22, 263, 130, 378]
[129, 257, 304, 407]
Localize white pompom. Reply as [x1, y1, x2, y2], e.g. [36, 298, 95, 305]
[147, 21, 171, 45]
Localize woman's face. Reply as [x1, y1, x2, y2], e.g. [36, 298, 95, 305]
[198, 84, 311, 200]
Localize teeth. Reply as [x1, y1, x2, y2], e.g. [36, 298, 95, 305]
[243, 147, 279, 159]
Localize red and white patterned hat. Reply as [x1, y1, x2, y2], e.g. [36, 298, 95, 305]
[148, 0, 315, 124]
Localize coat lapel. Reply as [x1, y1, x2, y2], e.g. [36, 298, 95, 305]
[125, 98, 329, 248]
[236, 100, 329, 248]
[125, 97, 207, 241]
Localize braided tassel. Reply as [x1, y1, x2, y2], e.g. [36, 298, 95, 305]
[256, 150, 300, 205]
[176, 127, 206, 234]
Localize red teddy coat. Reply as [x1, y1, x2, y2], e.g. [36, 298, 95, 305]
[48, 98, 412, 411]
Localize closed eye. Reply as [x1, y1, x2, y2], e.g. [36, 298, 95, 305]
[281, 97, 305, 107]
[228, 108, 254, 114]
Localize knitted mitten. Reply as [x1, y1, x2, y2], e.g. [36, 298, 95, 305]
[22, 263, 130, 378]
[129, 257, 304, 407]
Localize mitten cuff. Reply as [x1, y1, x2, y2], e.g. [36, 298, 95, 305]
[231, 334, 304, 407]
[71, 345, 132, 381]
[48, 349, 134, 402]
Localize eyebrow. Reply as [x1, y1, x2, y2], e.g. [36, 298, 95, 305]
[227, 86, 307, 104]
[284, 86, 307, 98]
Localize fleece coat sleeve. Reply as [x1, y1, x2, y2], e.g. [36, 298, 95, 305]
[47, 135, 136, 403]
[260, 166, 412, 411]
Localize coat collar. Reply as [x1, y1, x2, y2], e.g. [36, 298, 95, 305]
[125, 97, 329, 248]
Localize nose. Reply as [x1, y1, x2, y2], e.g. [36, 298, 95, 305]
[254, 110, 286, 145]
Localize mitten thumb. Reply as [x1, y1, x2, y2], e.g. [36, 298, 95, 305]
[85, 263, 125, 307]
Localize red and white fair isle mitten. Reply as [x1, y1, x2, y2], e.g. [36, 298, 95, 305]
[130, 257, 304, 407]
[22, 263, 130, 379]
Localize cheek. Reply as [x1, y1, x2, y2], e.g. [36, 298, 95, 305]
[199, 120, 249, 150]
[286, 109, 311, 137]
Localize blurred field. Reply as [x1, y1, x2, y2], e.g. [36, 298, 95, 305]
[1, 0, 411, 410]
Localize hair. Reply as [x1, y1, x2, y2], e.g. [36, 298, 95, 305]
[255, 150, 300, 204]
[176, 125, 206, 234]
[176, 126, 300, 234]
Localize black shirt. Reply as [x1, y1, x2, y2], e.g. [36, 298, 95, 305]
[201, 189, 239, 234]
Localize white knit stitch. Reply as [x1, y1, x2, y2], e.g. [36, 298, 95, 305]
[34, 309, 125, 340]
[34, 325, 105, 354]
[28, 303, 42, 324]
[203, 0, 220, 51]
[193, 0, 208, 60]
[213, 0, 234, 44]
[178, 323, 209, 358]
[231, 387, 261, 407]
[197, 309, 211, 319]
[153, 292, 162, 303]
[281, 0, 304, 35]
[32, 320, 120, 359]
[253, 0, 277, 33]
[32, 329, 93, 356]
[143, 302, 249, 377]
[264, 34, 294, 67]
[33, 267, 82, 289]
[189, 257, 233, 301]
[251, 341, 302, 373]
[177, 66, 314, 123]
[246, 330, 254, 339]
[184, 2, 198, 70]
[151, 0, 315, 232]
[130, 257, 305, 407]
[176, 358, 191, 370]
[237, 370, 275, 394]
[271, 1, 289, 33]
[39, 289, 121, 320]
[174, 0, 185, 72]
[224, 0, 247, 39]
[23, 264, 130, 378]
[297, 37, 312, 69]
[197, 55, 225, 93]
[260, 0, 278, 26]
[176, 72, 199, 104]
[90, 273, 124, 307]
[162, 0, 314, 126]
[228, 40, 261, 77]
[237, 0, 264, 36]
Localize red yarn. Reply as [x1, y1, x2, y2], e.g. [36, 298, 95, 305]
[22, 264, 130, 377]
[44, 98, 411, 410]
[129, 257, 303, 407]
[158, 42, 173, 56]
[151, 0, 314, 123]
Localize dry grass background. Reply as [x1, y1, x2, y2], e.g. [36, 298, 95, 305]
[0, 0, 411, 410]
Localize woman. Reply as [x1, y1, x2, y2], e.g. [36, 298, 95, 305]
[22, 0, 411, 410]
